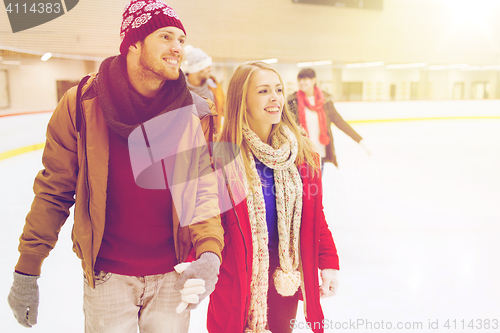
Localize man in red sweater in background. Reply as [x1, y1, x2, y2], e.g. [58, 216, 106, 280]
[7, 1, 223, 332]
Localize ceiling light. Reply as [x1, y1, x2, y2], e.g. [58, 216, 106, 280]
[345, 63, 364, 68]
[429, 64, 470, 70]
[41, 53, 52, 61]
[478, 65, 500, 70]
[2, 60, 21, 65]
[297, 60, 332, 67]
[386, 63, 427, 69]
[363, 61, 385, 67]
[428, 65, 447, 70]
[345, 61, 384, 68]
[446, 64, 469, 69]
[260, 58, 278, 64]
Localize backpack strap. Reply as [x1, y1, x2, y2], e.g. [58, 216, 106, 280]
[189, 91, 216, 160]
[207, 115, 215, 160]
[76, 75, 91, 138]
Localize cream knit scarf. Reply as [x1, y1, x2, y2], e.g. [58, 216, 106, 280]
[242, 124, 303, 333]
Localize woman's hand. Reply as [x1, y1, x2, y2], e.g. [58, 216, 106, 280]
[320, 269, 339, 298]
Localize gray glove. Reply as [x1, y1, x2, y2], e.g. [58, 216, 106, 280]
[8, 272, 40, 327]
[174, 252, 220, 310]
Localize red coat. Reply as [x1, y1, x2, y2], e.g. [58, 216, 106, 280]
[208, 163, 340, 333]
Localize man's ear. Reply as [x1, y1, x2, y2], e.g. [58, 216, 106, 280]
[129, 41, 141, 54]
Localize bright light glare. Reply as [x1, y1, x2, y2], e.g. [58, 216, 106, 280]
[297, 60, 332, 67]
[345, 61, 384, 69]
[260, 58, 278, 64]
[386, 63, 427, 69]
[428, 64, 469, 70]
[2, 60, 21, 65]
[41, 53, 52, 61]
[447, 0, 499, 25]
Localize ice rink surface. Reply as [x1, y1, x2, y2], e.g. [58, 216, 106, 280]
[1, 103, 499, 332]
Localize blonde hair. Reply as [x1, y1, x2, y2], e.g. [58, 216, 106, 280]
[217, 61, 320, 184]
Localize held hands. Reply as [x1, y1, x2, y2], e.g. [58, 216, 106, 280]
[320, 269, 339, 298]
[8, 272, 40, 327]
[173, 252, 220, 313]
[173, 263, 206, 313]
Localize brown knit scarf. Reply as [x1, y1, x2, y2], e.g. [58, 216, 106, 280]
[97, 55, 193, 140]
[242, 124, 303, 333]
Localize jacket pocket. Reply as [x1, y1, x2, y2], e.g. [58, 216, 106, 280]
[72, 239, 83, 259]
[209, 266, 236, 332]
[217, 265, 234, 287]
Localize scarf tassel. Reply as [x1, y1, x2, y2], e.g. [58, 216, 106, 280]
[319, 133, 330, 146]
[273, 267, 301, 296]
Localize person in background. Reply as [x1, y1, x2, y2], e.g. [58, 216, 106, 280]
[208, 61, 340, 333]
[288, 68, 370, 170]
[182, 45, 225, 133]
[7, 1, 223, 332]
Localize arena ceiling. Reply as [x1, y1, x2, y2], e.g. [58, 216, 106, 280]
[1, 0, 500, 66]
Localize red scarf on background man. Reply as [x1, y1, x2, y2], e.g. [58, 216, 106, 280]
[297, 86, 330, 146]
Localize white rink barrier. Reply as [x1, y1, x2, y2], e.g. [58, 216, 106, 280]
[334, 100, 500, 122]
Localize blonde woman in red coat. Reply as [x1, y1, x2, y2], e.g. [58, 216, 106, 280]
[208, 61, 340, 333]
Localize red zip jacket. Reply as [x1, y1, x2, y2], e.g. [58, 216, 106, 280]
[208, 162, 339, 333]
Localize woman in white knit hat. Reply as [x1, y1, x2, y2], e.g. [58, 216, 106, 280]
[208, 61, 340, 333]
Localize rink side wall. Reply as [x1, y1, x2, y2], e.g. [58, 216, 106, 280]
[1, 59, 500, 114]
[0, 57, 98, 113]
[334, 100, 500, 122]
[1, 100, 499, 162]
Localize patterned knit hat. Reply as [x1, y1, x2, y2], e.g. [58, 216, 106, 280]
[182, 45, 212, 74]
[120, 0, 186, 55]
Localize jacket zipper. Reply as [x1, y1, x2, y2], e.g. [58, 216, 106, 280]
[220, 164, 250, 316]
[174, 112, 211, 263]
[139, 124, 183, 264]
[199, 110, 250, 314]
[235, 206, 250, 317]
[79, 85, 95, 287]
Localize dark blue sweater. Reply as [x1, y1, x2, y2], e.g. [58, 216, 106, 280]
[254, 158, 279, 251]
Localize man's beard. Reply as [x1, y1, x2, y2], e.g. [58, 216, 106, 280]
[139, 49, 180, 82]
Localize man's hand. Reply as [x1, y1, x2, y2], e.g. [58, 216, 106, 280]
[174, 252, 220, 312]
[8, 272, 40, 327]
[320, 269, 339, 298]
